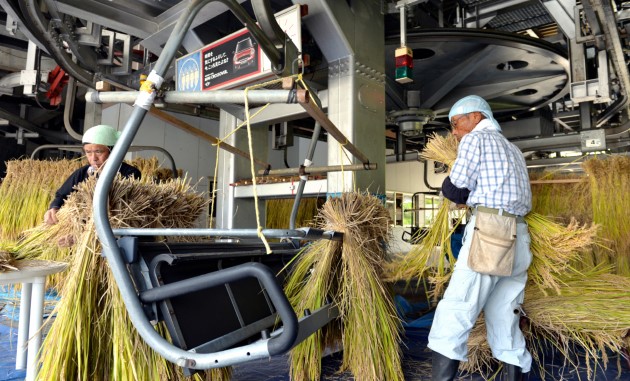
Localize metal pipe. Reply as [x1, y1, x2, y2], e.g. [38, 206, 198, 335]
[298, 93, 372, 165]
[21, 0, 96, 87]
[86, 89, 306, 105]
[63, 76, 83, 141]
[111, 227, 342, 241]
[399, 4, 407, 47]
[91, 0, 306, 369]
[94, 0, 229, 369]
[258, 163, 377, 177]
[251, 0, 286, 48]
[0, 107, 69, 140]
[289, 121, 322, 230]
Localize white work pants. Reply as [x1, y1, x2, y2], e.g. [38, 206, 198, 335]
[428, 214, 533, 372]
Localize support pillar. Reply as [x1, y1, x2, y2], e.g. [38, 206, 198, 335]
[299, 0, 386, 196]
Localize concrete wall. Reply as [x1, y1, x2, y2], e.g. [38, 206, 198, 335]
[267, 134, 328, 169]
[385, 159, 445, 194]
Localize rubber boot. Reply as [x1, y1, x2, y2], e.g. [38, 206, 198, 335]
[431, 351, 459, 381]
[504, 363, 523, 381]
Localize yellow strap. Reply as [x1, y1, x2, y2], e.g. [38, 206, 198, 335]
[209, 74, 305, 251]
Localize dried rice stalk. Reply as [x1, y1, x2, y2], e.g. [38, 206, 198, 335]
[0, 158, 83, 243]
[465, 268, 630, 380]
[526, 213, 601, 294]
[383, 201, 461, 301]
[285, 192, 403, 381]
[13, 175, 229, 380]
[265, 197, 320, 229]
[529, 171, 592, 224]
[582, 156, 630, 276]
[419, 132, 459, 168]
[127, 156, 181, 183]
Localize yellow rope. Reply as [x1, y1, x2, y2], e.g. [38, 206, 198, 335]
[241, 75, 303, 254]
[207, 73, 312, 251]
[208, 143, 221, 228]
[296, 73, 359, 194]
[216, 104, 271, 143]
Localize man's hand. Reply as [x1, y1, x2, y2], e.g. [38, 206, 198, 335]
[44, 208, 59, 225]
[57, 234, 75, 247]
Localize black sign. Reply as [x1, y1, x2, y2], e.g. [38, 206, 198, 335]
[202, 29, 261, 90]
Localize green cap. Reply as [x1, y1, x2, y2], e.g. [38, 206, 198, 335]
[82, 125, 121, 146]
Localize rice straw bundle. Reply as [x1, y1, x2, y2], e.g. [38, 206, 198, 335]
[128, 155, 161, 180]
[0, 158, 83, 243]
[265, 197, 320, 229]
[285, 192, 403, 381]
[582, 156, 630, 275]
[529, 171, 591, 224]
[464, 267, 630, 380]
[419, 132, 459, 168]
[127, 156, 181, 183]
[526, 213, 600, 294]
[14, 175, 229, 380]
[383, 201, 461, 301]
[383, 133, 463, 297]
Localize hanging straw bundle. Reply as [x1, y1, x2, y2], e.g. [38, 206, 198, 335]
[582, 155, 630, 276]
[382, 133, 462, 298]
[265, 197, 321, 229]
[127, 156, 181, 183]
[463, 267, 630, 380]
[383, 201, 461, 301]
[14, 175, 230, 381]
[526, 213, 600, 294]
[0, 158, 83, 243]
[284, 192, 404, 381]
[529, 171, 591, 224]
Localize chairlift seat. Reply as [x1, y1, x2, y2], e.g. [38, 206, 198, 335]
[118, 238, 338, 372]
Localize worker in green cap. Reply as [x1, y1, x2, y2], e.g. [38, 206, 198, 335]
[44, 124, 141, 225]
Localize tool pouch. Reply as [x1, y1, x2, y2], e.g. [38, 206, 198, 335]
[468, 211, 517, 276]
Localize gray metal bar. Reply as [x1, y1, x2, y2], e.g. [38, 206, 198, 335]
[258, 163, 377, 177]
[148, 107, 271, 169]
[289, 121, 322, 230]
[63, 76, 83, 141]
[92, 0, 287, 369]
[111, 227, 343, 241]
[86, 89, 305, 105]
[251, 0, 286, 48]
[588, 0, 630, 123]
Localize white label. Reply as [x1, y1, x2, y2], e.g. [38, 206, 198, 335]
[585, 138, 602, 148]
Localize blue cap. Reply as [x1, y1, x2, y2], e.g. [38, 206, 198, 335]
[448, 95, 501, 131]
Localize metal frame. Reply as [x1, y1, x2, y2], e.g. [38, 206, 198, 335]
[92, 0, 343, 370]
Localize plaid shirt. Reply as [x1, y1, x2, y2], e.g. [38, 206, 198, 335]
[450, 120, 531, 216]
